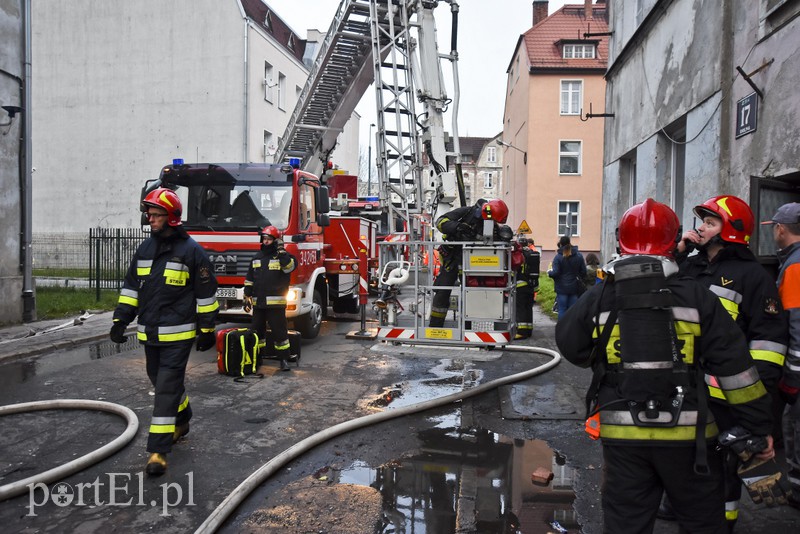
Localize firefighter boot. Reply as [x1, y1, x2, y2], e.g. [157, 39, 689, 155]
[173, 422, 190, 444]
[146, 453, 168, 476]
[279, 358, 291, 372]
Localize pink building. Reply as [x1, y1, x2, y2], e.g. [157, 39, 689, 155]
[502, 1, 608, 265]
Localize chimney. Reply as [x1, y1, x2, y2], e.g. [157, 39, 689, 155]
[532, 1, 548, 27]
[585, 0, 593, 20]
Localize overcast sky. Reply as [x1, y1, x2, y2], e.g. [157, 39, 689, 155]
[266, 0, 570, 142]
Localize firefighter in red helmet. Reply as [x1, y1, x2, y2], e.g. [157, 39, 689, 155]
[556, 198, 775, 533]
[671, 194, 791, 528]
[111, 187, 219, 476]
[429, 198, 509, 327]
[243, 225, 297, 370]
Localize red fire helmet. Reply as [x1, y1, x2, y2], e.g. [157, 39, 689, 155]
[481, 199, 509, 224]
[260, 225, 281, 239]
[141, 188, 182, 227]
[618, 198, 680, 257]
[693, 195, 754, 245]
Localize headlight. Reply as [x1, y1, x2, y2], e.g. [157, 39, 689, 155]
[286, 288, 302, 302]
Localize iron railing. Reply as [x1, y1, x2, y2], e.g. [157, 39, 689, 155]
[88, 228, 148, 295]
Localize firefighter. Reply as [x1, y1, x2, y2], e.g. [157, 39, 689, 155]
[670, 195, 791, 528]
[110, 187, 219, 476]
[555, 198, 775, 533]
[243, 225, 297, 371]
[514, 236, 540, 340]
[428, 199, 509, 327]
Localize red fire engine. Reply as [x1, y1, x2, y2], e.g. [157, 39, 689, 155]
[143, 159, 377, 339]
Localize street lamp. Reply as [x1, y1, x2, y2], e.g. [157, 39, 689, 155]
[497, 139, 527, 164]
[367, 123, 376, 196]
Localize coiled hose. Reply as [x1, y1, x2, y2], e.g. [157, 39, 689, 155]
[195, 344, 560, 533]
[0, 399, 139, 501]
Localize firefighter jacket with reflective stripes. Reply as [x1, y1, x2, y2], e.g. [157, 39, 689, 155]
[113, 228, 219, 345]
[435, 202, 485, 270]
[243, 242, 296, 308]
[678, 244, 789, 390]
[516, 247, 540, 289]
[555, 265, 773, 446]
[777, 241, 800, 389]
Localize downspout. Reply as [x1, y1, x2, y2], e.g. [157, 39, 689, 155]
[22, 0, 35, 321]
[237, 1, 250, 162]
[718, 0, 733, 192]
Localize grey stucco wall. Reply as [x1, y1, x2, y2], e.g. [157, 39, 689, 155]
[0, 0, 23, 324]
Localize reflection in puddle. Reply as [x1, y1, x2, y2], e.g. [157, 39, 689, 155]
[322, 428, 580, 533]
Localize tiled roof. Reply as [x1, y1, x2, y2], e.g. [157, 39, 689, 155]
[241, 0, 307, 64]
[445, 136, 493, 164]
[524, 3, 609, 71]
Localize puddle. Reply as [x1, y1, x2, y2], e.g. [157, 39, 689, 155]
[364, 359, 482, 410]
[0, 337, 138, 387]
[319, 428, 580, 533]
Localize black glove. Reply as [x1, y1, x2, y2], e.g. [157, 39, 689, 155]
[275, 238, 286, 253]
[456, 223, 476, 240]
[109, 321, 127, 344]
[779, 377, 799, 406]
[195, 331, 216, 352]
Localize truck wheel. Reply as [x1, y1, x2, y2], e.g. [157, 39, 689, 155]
[296, 290, 323, 339]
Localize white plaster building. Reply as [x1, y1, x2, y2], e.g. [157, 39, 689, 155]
[31, 0, 359, 233]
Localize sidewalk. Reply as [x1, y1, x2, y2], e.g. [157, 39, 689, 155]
[0, 310, 117, 364]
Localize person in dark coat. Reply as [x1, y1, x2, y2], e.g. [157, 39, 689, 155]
[244, 225, 297, 371]
[547, 235, 586, 320]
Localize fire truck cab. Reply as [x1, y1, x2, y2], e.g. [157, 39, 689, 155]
[143, 159, 374, 339]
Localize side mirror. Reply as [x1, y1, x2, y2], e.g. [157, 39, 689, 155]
[317, 186, 330, 214]
[318, 213, 331, 227]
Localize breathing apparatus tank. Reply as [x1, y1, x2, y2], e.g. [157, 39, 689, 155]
[613, 255, 687, 425]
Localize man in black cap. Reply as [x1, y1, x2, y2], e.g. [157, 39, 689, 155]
[762, 202, 800, 503]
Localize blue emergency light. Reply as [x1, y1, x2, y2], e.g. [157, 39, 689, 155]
[173, 158, 184, 166]
[289, 158, 301, 169]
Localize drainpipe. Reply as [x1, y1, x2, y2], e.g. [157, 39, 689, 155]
[22, 0, 35, 322]
[718, 0, 733, 191]
[237, 0, 249, 161]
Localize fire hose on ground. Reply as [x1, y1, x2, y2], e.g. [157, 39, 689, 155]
[194, 344, 561, 534]
[0, 399, 139, 501]
[0, 344, 560, 533]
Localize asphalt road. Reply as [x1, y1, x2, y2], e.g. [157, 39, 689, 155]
[0, 309, 797, 533]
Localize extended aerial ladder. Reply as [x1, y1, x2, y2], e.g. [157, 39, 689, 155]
[275, 0, 463, 240]
[275, 0, 515, 345]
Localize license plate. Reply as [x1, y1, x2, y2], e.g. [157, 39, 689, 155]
[215, 288, 237, 299]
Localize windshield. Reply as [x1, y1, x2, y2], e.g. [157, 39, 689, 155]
[175, 183, 293, 231]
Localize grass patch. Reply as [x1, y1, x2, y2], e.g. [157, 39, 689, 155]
[35, 286, 118, 319]
[535, 276, 557, 321]
[33, 268, 91, 278]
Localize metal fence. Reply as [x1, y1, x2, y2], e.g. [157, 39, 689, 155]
[88, 228, 148, 291]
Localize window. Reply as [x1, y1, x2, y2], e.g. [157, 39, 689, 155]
[559, 140, 582, 174]
[487, 146, 497, 163]
[560, 80, 582, 115]
[264, 62, 274, 102]
[263, 130, 273, 161]
[278, 73, 286, 110]
[298, 184, 316, 230]
[760, 0, 800, 37]
[558, 201, 580, 236]
[484, 172, 494, 189]
[563, 44, 596, 59]
[296, 85, 302, 98]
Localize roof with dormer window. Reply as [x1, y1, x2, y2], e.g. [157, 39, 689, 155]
[240, 0, 307, 64]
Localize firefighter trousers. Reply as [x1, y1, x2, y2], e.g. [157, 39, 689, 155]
[251, 306, 290, 360]
[602, 443, 726, 534]
[144, 340, 193, 454]
[515, 285, 535, 338]
[430, 265, 459, 327]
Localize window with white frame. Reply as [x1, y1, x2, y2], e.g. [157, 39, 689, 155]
[278, 73, 286, 110]
[563, 44, 596, 59]
[484, 172, 493, 189]
[263, 130, 273, 161]
[559, 140, 582, 174]
[264, 62, 274, 102]
[558, 201, 580, 236]
[487, 146, 497, 163]
[560, 80, 582, 115]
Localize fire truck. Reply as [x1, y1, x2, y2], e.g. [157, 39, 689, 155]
[142, 160, 377, 339]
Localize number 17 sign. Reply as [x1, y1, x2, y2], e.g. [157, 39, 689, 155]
[735, 92, 758, 139]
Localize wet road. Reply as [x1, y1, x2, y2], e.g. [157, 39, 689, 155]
[0, 310, 797, 533]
